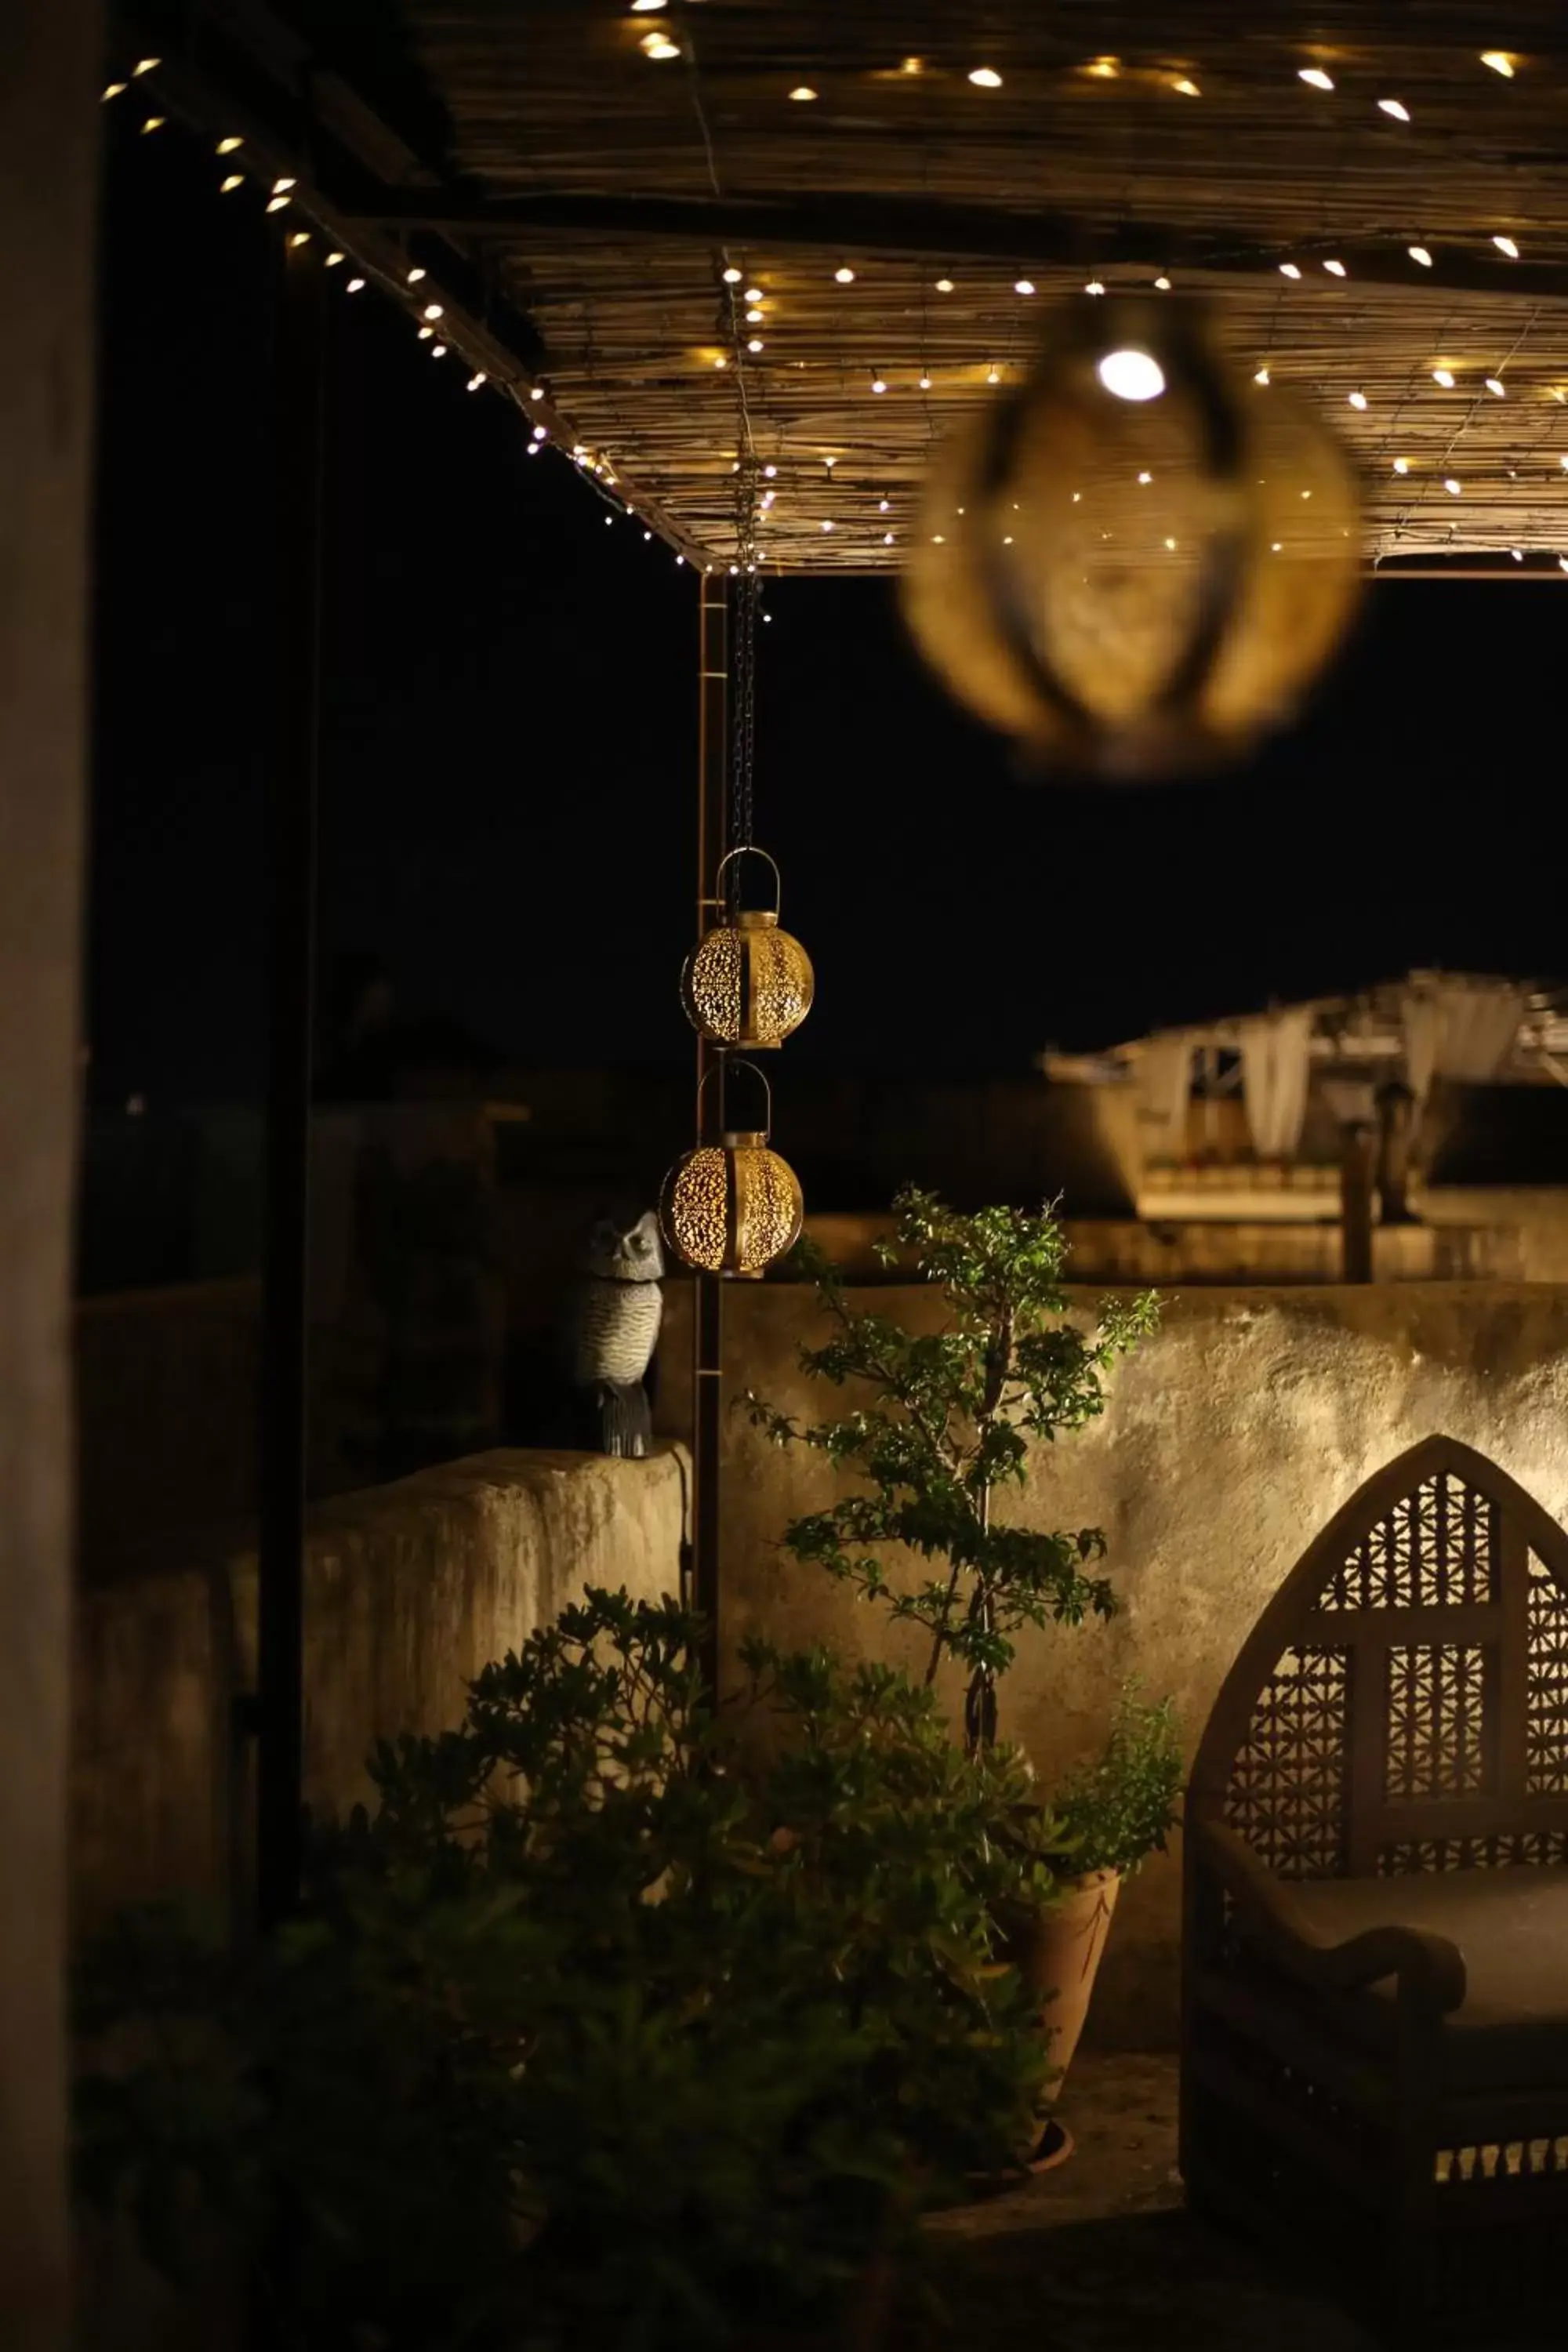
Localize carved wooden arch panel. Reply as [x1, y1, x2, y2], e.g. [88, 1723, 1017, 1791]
[1189, 1437, 1568, 1880]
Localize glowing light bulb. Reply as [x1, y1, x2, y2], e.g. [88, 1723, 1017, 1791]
[1014, 278, 1036, 296]
[1445, 477, 1462, 495]
[1393, 457, 1409, 474]
[1494, 234, 1520, 257]
[1323, 258, 1347, 277]
[722, 267, 742, 284]
[325, 251, 344, 267]
[532, 423, 547, 440]
[430, 344, 446, 358]
[220, 174, 244, 193]
[1432, 367, 1455, 387]
[713, 356, 727, 368]
[968, 67, 1003, 88]
[1512, 548, 1523, 561]
[884, 532, 895, 543]
[1098, 348, 1166, 401]
[1409, 245, 1433, 267]
[347, 278, 365, 292]
[935, 277, 954, 293]
[1164, 536, 1178, 550]
[217, 136, 242, 154]
[747, 337, 764, 352]
[1154, 274, 1172, 291]
[744, 287, 764, 303]
[1136, 470, 1152, 484]
[821, 519, 833, 531]
[102, 83, 128, 100]
[1378, 98, 1410, 121]
[789, 85, 818, 100]
[423, 303, 444, 320]
[641, 33, 679, 58]
[1254, 365, 1271, 386]
[265, 195, 290, 212]
[287, 230, 310, 248]
[986, 365, 1001, 383]
[763, 463, 777, 477]
[417, 325, 434, 340]
[1173, 78, 1200, 96]
[746, 309, 764, 323]
[1482, 52, 1515, 78]
[140, 116, 165, 132]
[879, 498, 890, 512]
[1279, 262, 1301, 279]
[407, 267, 426, 283]
[919, 372, 932, 390]
[1298, 67, 1334, 90]
[132, 56, 159, 75]
[1348, 390, 1367, 409]
[273, 176, 296, 193]
[834, 266, 855, 283]
[467, 373, 486, 390]
[1486, 376, 1507, 397]
[1085, 57, 1120, 79]
[871, 375, 887, 393]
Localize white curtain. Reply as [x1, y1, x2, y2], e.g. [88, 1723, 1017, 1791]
[1403, 978, 1525, 1098]
[1239, 1007, 1314, 1160]
[1135, 1033, 1194, 1154]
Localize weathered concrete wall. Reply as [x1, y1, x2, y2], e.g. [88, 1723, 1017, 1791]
[1, 5, 96, 2343]
[74, 1448, 686, 1932]
[659, 1279, 1568, 2046]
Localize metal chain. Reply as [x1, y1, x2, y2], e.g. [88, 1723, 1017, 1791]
[728, 456, 760, 915]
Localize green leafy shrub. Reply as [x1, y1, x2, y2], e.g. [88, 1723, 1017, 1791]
[1049, 1686, 1184, 1878]
[76, 1590, 1061, 2350]
[747, 1188, 1157, 1755]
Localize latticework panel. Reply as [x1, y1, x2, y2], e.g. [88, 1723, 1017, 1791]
[1225, 1646, 1348, 1878]
[1378, 1830, 1568, 1875]
[1526, 1552, 1568, 1798]
[1386, 1643, 1489, 1800]
[1320, 1472, 1495, 1613]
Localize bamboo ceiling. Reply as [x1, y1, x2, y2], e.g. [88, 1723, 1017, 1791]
[129, 2, 1568, 572]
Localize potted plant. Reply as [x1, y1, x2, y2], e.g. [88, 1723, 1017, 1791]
[745, 1188, 1173, 2115]
[76, 1589, 1061, 2349]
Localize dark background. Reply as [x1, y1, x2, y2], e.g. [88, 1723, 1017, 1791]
[93, 108, 1566, 1118]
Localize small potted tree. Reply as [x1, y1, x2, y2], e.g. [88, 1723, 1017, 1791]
[746, 1188, 1178, 2120]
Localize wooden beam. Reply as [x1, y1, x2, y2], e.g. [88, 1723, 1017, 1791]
[339, 188, 1568, 307]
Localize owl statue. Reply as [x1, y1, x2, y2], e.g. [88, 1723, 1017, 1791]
[559, 1205, 666, 1458]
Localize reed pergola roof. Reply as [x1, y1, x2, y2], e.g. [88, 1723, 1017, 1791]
[125, 2, 1568, 573]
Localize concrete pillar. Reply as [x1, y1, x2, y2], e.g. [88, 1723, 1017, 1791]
[0, 5, 98, 2344]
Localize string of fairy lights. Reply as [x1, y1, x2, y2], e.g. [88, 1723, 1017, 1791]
[106, 31, 1568, 572]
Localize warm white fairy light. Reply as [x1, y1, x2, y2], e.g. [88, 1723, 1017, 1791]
[467, 372, 486, 390]
[103, 82, 129, 100]
[986, 365, 1001, 383]
[1014, 278, 1036, 296]
[631, 0, 666, 10]
[1154, 274, 1172, 291]
[417, 325, 434, 340]
[1486, 376, 1507, 397]
[1085, 279, 1105, 296]
[789, 85, 818, 100]
[1409, 245, 1433, 267]
[1254, 365, 1271, 385]
[532, 423, 547, 440]
[1494, 234, 1521, 258]
[220, 174, 244, 193]
[1512, 548, 1523, 561]
[272, 176, 296, 194]
[722, 267, 742, 284]
[968, 67, 1003, 88]
[744, 287, 764, 304]
[763, 463, 777, 477]
[287, 230, 310, 248]
[884, 531, 895, 544]
[1445, 477, 1462, 495]
[747, 337, 764, 353]
[431, 344, 447, 358]
[746, 308, 764, 323]
[347, 277, 365, 292]
[406, 266, 426, 284]
[265, 194, 290, 212]
[1085, 57, 1120, 79]
[935, 277, 954, 293]
[325, 251, 344, 267]
[821, 519, 833, 531]
[132, 56, 159, 75]
[1482, 52, 1515, 78]
[824, 456, 836, 468]
[919, 372, 932, 389]
[1377, 99, 1411, 122]
[1432, 367, 1455, 387]
[641, 33, 680, 59]
[1173, 78, 1200, 97]
[140, 116, 165, 133]
[423, 303, 445, 320]
[1279, 262, 1301, 279]
[1348, 389, 1367, 409]
[1298, 67, 1334, 90]
[1323, 258, 1347, 276]
[1164, 535, 1178, 550]
[871, 373, 887, 393]
[1393, 457, 1410, 473]
[1137, 469, 1152, 484]
[217, 136, 243, 154]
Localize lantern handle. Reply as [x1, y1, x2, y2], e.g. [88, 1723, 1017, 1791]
[695, 1054, 773, 1140]
[713, 845, 782, 919]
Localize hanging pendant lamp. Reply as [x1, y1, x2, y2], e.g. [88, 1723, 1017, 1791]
[682, 848, 815, 1051]
[660, 1058, 804, 1279]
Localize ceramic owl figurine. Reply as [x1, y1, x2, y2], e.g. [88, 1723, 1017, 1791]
[559, 1205, 665, 1457]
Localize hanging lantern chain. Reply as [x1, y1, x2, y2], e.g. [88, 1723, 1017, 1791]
[728, 456, 760, 913]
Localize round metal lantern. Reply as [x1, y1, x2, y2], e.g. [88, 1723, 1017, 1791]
[681, 848, 815, 1051]
[902, 296, 1362, 777]
[660, 1061, 804, 1279]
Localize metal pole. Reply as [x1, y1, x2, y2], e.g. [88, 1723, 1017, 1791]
[691, 575, 728, 1691]
[255, 238, 325, 1932]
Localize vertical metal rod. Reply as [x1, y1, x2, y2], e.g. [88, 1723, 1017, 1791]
[691, 575, 728, 1691]
[256, 240, 325, 1931]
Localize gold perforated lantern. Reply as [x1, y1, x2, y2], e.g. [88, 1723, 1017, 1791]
[682, 849, 815, 1051]
[902, 295, 1362, 779]
[660, 1062, 804, 1279]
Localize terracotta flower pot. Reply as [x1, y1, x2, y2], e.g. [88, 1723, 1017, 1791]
[1002, 1867, 1122, 2108]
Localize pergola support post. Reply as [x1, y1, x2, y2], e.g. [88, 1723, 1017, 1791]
[690, 576, 728, 1692]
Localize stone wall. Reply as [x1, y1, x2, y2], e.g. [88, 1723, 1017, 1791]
[73, 1447, 686, 1933]
[657, 1278, 1568, 2045]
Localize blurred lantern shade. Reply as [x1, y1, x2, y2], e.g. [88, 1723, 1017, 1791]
[901, 296, 1362, 777]
[660, 1135, 804, 1278]
[681, 848, 815, 1049]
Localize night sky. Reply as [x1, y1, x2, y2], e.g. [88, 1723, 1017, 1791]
[93, 107, 1568, 1113]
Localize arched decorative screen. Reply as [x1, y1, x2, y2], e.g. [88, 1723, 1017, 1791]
[1192, 1437, 1568, 1880]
